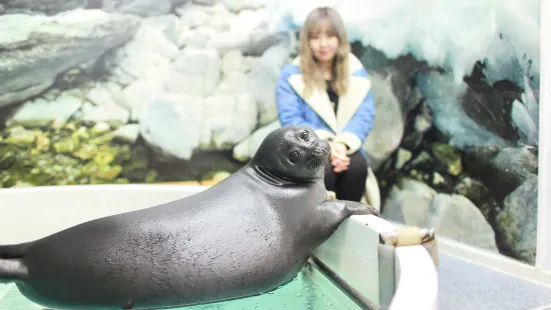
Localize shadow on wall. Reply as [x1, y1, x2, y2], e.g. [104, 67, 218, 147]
[0, 0, 541, 266]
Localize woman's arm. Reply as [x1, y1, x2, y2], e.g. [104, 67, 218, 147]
[275, 69, 310, 127]
[334, 74, 376, 154]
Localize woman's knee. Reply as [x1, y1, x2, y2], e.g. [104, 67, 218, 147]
[348, 153, 368, 174]
[345, 166, 368, 183]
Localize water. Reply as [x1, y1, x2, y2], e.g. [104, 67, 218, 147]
[0, 263, 364, 310]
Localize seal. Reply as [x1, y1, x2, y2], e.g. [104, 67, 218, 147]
[0, 125, 379, 309]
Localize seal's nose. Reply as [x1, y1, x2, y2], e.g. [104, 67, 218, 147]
[313, 140, 330, 157]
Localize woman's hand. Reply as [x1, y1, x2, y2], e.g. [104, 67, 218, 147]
[330, 143, 350, 173]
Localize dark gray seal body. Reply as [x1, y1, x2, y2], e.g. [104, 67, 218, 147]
[0, 125, 379, 309]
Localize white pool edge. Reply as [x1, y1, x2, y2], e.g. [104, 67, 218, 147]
[391, 246, 438, 310]
[365, 216, 438, 310]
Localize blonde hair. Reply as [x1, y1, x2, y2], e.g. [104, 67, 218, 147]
[298, 7, 351, 98]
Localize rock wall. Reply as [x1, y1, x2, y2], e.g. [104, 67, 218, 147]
[0, 1, 294, 187]
[356, 47, 539, 265]
[0, 0, 541, 266]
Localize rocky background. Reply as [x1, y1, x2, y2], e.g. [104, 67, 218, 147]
[0, 0, 540, 266]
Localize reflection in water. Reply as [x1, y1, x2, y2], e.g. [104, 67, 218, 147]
[0, 0, 541, 267]
[0, 264, 363, 310]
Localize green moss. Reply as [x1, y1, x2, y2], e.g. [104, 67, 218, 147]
[4, 127, 35, 146]
[496, 210, 516, 247]
[0, 121, 156, 188]
[431, 143, 463, 176]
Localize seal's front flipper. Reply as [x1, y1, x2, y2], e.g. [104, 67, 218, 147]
[0, 259, 28, 283]
[342, 200, 380, 217]
[320, 199, 379, 217]
[319, 200, 380, 223]
[316, 200, 380, 238]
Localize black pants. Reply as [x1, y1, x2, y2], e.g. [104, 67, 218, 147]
[324, 151, 369, 202]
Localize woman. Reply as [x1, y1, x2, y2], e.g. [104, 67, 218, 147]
[275, 6, 376, 202]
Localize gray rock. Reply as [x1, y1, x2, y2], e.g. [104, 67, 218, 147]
[106, 23, 179, 84]
[180, 28, 212, 48]
[362, 71, 404, 170]
[114, 124, 140, 144]
[78, 81, 130, 127]
[221, 0, 266, 12]
[193, 0, 218, 5]
[176, 2, 285, 56]
[0, 9, 140, 108]
[86, 82, 119, 106]
[164, 47, 221, 97]
[212, 73, 250, 95]
[415, 70, 511, 151]
[6, 92, 82, 127]
[483, 31, 539, 93]
[139, 93, 204, 160]
[80, 101, 130, 127]
[205, 31, 252, 54]
[176, 3, 215, 28]
[427, 194, 499, 252]
[199, 93, 257, 150]
[171, 0, 191, 7]
[249, 43, 291, 125]
[141, 15, 185, 47]
[398, 178, 436, 200]
[496, 176, 538, 265]
[120, 77, 165, 122]
[211, 49, 253, 95]
[395, 148, 412, 169]
[102, 0, 172, 16]
[221, 49, 246, 76]
[206, 29, 288, 57]
[382, 177, 499, 252]
[1, 0, 86, 15]
[358, 45, 392, 73]
[465, 145, 538, 202]
[382, 178, 436, 227]
[453, 176, 500, 220]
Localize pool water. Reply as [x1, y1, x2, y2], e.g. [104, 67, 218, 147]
[0, 262, 364, 310]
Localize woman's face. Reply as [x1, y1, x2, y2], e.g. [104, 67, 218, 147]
[308, 23, 339, 63]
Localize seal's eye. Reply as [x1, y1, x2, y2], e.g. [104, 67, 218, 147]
[289, 151, 300, 163]
[300, 130, 309, 140]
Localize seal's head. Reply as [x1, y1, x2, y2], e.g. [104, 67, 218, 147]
[252, 125, 331, 182]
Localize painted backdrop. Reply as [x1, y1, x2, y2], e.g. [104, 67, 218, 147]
[0, 0, 541, 266]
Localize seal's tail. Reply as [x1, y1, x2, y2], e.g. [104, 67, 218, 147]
[0, 243, 27, 259]
[0, 243, 29, 283]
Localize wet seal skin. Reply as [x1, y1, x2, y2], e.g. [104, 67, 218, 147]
[0, 125, 379, 309]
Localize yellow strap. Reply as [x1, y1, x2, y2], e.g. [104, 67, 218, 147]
[381, 226, 439, 268]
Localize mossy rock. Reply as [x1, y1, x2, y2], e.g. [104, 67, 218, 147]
[0, 121, 156, 188]
[4, 127, 35, 146]
[431, 143, 463, 176]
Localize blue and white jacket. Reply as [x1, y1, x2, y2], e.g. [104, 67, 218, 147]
[275, 53, 376, 157]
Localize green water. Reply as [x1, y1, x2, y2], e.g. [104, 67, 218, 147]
[0, 263, 364, 310]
